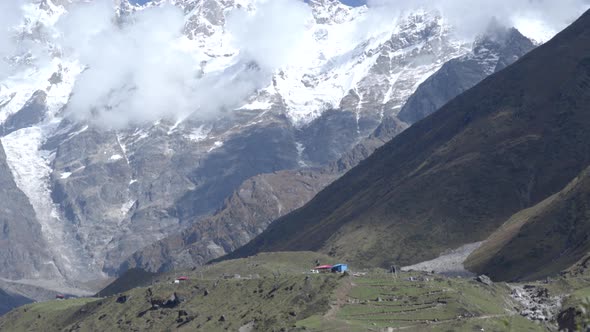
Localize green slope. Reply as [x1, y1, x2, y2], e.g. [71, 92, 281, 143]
[297, 273, 543, 332]
[0, 253, 544, 332]
[466, 166, 590, 281]
[222, 9, 590, 270]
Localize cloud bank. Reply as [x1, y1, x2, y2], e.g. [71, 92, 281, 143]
[1, 0, 589, 128]
[0, 1, 25, 80]
[56, 0, 312, 129]
[366, 0, 590, 41]
[58, 2, 202, 128]
[227, 0, 313, 70]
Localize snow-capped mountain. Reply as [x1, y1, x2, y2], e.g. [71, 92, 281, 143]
[123, 23, 536, 276]
[0, 0, 534, 296]
[398, 25, 536, 124]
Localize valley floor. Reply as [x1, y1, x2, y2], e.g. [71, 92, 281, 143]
[1, 252, 589, 331]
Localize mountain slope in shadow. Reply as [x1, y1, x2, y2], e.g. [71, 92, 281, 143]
[466, 166, 590, 281]
[222, 9, 590, 269]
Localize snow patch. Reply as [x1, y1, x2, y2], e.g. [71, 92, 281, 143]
[130, 128, 150, 142]
[109, 154, 123, 161]
[65, 125, 89, 141]
[120, 199, 136, 217]
[45, 60, 83, 120]
[167, 119, 184, 135]
[207, 140, 224, 152]
[295, 142, 308, 167]
[239, 100, 273, 110]
[185, 125, 210, 142]
[1, 126, 82, 279]
[0, 58, 80, 126]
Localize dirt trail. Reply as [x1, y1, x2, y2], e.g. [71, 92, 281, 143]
[347, 304, 440, 317]
[324, 278, 355, 321]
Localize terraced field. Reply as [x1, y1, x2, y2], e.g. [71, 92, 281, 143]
[0, 253, 570, 331]
[298, 272, 544, 331]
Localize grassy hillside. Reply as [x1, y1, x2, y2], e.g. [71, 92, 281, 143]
[297, 273, 542, 331]
[0, 253, 545, 331]
[0, 252, 340, 332]
[466, 166, 590, 281]
[222, 9, 590, 270]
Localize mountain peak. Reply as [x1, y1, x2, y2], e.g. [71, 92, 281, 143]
[307, 0, 358, 24]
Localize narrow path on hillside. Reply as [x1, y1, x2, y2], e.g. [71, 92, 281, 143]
[324, 278, 355, 321]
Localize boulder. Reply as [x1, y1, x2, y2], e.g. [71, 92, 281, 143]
[557, 307, 578, 332]
[476, 275, 493, 286]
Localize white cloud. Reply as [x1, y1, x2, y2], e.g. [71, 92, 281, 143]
[366, 0, 590, 41]
[56, 0, 312, 129]
[227, 0, 313, 70]
[0, 1, 25, 80]
[58, 1, 202, 128]
[1, 0, 588, 128]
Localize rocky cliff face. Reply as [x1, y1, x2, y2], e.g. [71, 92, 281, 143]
[0, 142, 50, 279]
[0, 0, 537, 293]
[121, 116, 409, 273]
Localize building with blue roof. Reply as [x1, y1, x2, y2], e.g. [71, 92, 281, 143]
[331, 264, 348, 273]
